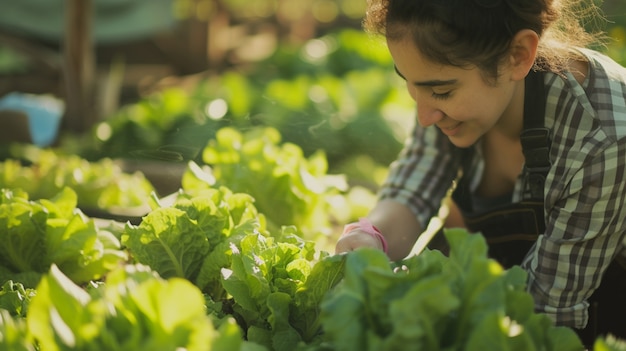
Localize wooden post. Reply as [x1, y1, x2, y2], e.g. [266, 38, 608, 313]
[207, 0, 230, 70]
[63, 0, 96, 133]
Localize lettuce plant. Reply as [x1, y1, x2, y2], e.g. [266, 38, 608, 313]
[196, 126, 347, 240]
[0, 187, 128, 287]
[0, 309, 33, 351]
[27, 264, 220, 351]
[123, 185, 345, 351]
[0, 281, 35, 318]
[122, 186, 266, 301]
[320, 229, 584, 351]
[220, 231, 345, 351]
[0, 148, 154, 210]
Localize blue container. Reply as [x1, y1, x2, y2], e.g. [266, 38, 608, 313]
[0, 92, 64, 146]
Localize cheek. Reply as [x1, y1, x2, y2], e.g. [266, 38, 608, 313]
[443, 97, 482, 122]
[455, 90, 503, 122]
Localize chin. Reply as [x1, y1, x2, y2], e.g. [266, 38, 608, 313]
[448, 135, 479, 149]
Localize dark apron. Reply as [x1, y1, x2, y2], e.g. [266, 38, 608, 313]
[428, 70, 626, 346]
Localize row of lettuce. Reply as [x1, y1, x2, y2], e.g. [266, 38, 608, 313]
[1, 126, 373, 246]
[1, 128, 626, 350]
[3, 186, 623, 351]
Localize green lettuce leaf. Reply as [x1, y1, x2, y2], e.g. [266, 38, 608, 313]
[0, 187, 126, 286]
[222, 231, 344, 351]
[194, 127, 346, 241]
[123, 207, 210, 280]
[319, 229, 585, 351]
[0, 189, 48, 273]
[124, 187, 265, 298]
[28, 264, 221, 351]
[0, 309, 34, 351]
[0, 281, 36, 318]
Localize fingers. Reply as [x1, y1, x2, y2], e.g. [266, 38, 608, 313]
[335, 230, 383, 254]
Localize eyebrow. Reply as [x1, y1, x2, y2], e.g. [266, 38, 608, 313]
[394, 65, 458, 87]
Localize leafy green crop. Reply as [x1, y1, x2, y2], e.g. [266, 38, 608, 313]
[122, 182, 346, 351]
[0, 309, 33, 351]
[0, 147, 154, 210]
[195, 126, 347, 239]
[26, 264, 231, 351]
[594, 335, 626, 351]
[1, 190, 624, 350]
[320, 229, 584, 351]
[123, 186, 266, 301]
[60, 29, 412, 191]
[0, 281, 35, 318]
[221, 231, 345, 351]
[0, 263, 268, 351]
[0, 187, 128, 287]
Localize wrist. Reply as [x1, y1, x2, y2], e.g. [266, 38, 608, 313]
[342, 217, 388, 253]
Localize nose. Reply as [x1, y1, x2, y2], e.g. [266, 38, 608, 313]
[407, 85, 445, 127]
[416, 100, 445, 127]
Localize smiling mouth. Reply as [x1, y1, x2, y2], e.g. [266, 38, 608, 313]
[438, 122, 462, 136]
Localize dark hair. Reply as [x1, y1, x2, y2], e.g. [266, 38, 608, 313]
[364, 0, 602, 81]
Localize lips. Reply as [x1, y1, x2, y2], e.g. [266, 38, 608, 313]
[438, 122, 462, 136]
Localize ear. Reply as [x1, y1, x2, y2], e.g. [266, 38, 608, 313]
[508, 29, 539, 81]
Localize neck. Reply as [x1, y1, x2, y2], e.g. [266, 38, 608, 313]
[492, 79, 525, 141]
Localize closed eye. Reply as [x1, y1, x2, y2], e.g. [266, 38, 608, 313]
[394, 65, 455, 100]
[431, 91, 452, 100]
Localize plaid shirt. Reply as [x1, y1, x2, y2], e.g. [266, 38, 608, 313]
[379, 48, 626, 328]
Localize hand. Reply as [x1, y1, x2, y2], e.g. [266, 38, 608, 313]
[335, 228, 385, 254]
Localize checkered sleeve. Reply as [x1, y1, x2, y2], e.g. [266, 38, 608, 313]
[378, 118, 462, 229]
[524, 140, 626, 328]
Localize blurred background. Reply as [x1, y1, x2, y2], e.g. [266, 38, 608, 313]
[0, 0, 624, 188]
[0, 0, 372, 133]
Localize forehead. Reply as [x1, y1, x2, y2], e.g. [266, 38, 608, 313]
[387, 38, 476, 82]
[387, 37, 438, 67]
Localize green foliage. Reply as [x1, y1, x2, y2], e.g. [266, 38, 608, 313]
[2, 192, 625, 350]
[594, 335, 626, 351]
[78, 86, 222, 162]
[0, 281, 35, 318]
[0, 147, 154, 210]
[63, 29, 412, 187]
[0, 187, 128, 287]
[221, 232, 345, 351]
[0, 309, 34, 351]
[123, 186, 266, 301]
[26, 264, 222, 351]
[190, 126, 347, 237]
[320, 229, 585, 351]
[600, 1, 626, 66]
[123, 182, 345, 351]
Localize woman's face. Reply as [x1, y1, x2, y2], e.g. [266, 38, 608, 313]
[387, 37, 523, 148]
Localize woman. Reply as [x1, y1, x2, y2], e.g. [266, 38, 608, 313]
[335, 0, 626, 345]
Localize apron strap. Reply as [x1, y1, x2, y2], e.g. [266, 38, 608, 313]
[520, 70, 551, 199]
